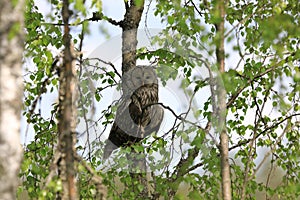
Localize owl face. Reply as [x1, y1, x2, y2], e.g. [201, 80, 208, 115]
[122, 66, 158, 95]
[131, 66, 157, 87]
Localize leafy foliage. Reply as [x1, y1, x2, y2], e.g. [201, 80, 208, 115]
[20, 0, 300, 199]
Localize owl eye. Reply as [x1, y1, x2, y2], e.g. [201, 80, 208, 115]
[145, 76, 151, 79]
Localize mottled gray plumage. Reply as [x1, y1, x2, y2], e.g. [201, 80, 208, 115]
[103, 66, 164, 160]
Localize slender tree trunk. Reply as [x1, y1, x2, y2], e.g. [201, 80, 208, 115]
[215, 1, 232, 200]
[57, 0, 78, 199]
[0, 0, 25, 199]
[121, 0, 145, 74]
[119, 0, 148, 197]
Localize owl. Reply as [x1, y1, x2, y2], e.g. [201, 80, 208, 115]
[103, 66, 164, 160]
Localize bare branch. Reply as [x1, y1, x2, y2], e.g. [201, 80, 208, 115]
[240, 84, 265, 200]
[86, 58, 122, 79]
[167, 120, 212, 197]
[41, 11, 122, 27]
[189, 0, 204, 16]
[90, 12, 122, 26]
[144, 102, 213, 135]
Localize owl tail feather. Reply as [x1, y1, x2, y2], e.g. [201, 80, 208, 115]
[103, 139, 118, 160]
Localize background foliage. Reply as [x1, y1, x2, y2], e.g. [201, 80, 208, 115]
[20, 0, 300, 199]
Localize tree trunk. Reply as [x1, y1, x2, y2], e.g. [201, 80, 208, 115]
[120, 0, 148, 197]
[121, 0, 145, 74]
[0, 0, 25, 199]
[215, 1, 232, 200]
[57, 0, 78, 199]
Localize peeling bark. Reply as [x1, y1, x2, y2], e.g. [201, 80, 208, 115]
[0, 0, 24, 199]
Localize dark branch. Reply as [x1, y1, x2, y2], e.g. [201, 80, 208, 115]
[41, 12, 122, 27]
[27, 58, 59, 120]
[85, 57, 122, 79]
[90, 12, 122, 26]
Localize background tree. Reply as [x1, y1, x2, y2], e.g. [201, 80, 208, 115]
[0, 0, 25, 199]
[56, 0, 79, 198]
[19, 0, 300, 199]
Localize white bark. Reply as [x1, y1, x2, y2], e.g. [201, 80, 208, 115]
[0, 0, 24, 199]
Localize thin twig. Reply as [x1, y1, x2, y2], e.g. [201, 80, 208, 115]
[41, 11, 122, 27]
[27, 59, 59, 120]
[224, 5, 263, 38]
[86, 57, 122, 78]
[249, 119, 293, 181]
[75, 154, 107, 199]
[229, 113, 300, 151]
[227, 52, 296, 108]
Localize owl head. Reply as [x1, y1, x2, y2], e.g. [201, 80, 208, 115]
[122, 65, 158, 96]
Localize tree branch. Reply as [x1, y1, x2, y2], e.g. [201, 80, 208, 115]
[86, 57, 122, 79]
[90, 12, 122, 26]
[226, 52, 296, 109]
[75, 155, 107, 199]
[229, 113, 300, 151]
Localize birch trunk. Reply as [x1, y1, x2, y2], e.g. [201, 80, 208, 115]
[0, 0, 25, 199]
[215, 1, 232, 199]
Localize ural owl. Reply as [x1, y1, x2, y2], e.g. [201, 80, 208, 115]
[103, 66, 164, 160]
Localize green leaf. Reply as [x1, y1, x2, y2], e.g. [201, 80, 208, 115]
[134, 0, 144, 7]
[167, 16, 175, 24]
[188, 190, 201, 199]
[95, 92, 101, 101]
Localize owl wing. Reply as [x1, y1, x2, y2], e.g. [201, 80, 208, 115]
[102, 98, 142, 160]
[103, 66, 162, 160]
[102, 104, 164, 160]
[102, 133, 117, 161]
[144, 104, 164, 137]
[103, 121, 142, 160]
